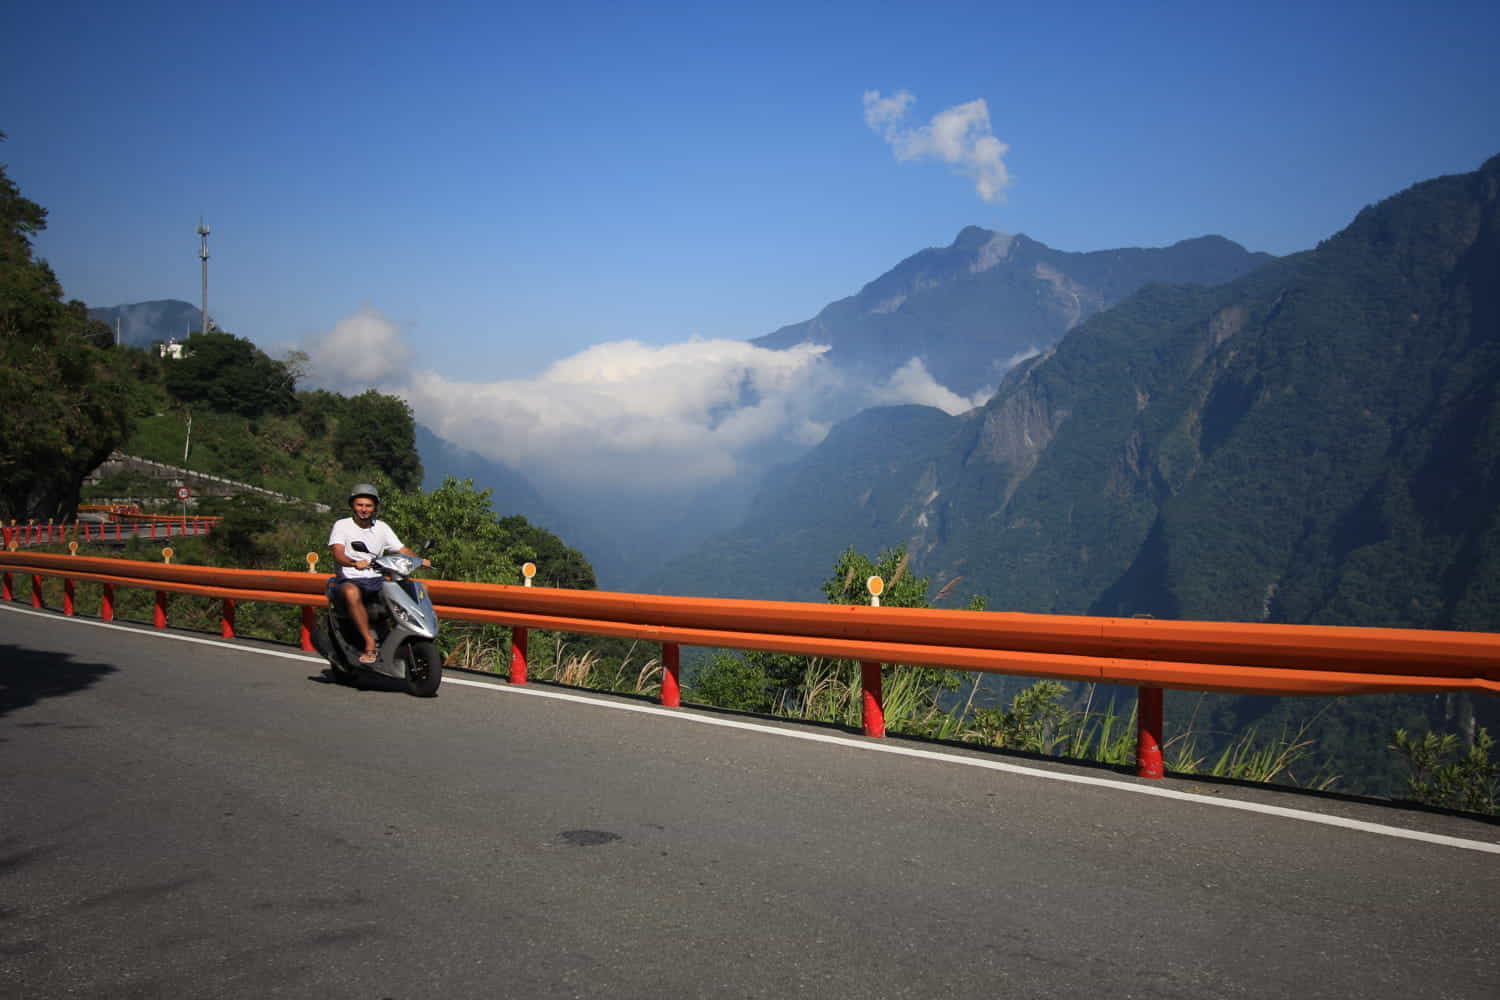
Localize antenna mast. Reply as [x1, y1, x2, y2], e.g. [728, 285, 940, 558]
[197, 218, 211, 335]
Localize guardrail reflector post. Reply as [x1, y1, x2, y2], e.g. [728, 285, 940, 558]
[299, 607, 315, 651]
[860, 661, 885, 737]
[221, 598, 236, 638]
[661, 642, 681, 707]
[63, 578, 75, 616]
[153, 590, 167, 628]
[510, 626, 529, 684]
[1136, 686, 1164, 779]
[101, 584, 114, 621]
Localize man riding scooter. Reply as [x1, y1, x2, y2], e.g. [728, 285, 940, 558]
[328, 484, 430, 664]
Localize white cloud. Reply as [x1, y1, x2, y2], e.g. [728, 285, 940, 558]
[863, 90, 1012, 202]
[300, 306, 412, 390]
[300, 312, 1001, 498]
[302, 315, 841, 491]
[871, 358, 992, 414]
[1003, 346, 1043, 370]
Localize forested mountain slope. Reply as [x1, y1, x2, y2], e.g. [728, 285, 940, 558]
[665, 154, 1500, 634]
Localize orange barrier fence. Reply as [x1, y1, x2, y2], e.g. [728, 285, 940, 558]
[3, 518, 219, 547]
[113, 512, 224, 524]
[3, 551, 1497, 778]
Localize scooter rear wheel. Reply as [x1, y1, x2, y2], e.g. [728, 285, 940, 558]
[312, 615, 357, 684]
[404, 639, 442, 697]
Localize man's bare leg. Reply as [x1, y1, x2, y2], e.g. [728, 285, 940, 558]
[339, 582, 376, 659]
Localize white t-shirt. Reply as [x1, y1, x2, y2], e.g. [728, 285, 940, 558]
[328, 517, 405, 580]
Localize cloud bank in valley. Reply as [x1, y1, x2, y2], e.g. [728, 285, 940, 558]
[863, 90, 1011, 202]
[300, 309, 993, 494]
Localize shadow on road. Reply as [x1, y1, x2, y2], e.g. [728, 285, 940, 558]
[0, 643, 116, 721]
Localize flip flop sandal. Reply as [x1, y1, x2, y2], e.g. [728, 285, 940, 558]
[359, 650, 378, 664]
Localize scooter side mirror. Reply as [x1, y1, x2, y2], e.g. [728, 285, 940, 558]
[350, 541, 370, 554]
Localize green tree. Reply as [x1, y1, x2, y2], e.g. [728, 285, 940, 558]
[0, 140, 134, 519]
[378, 477, 540, 584]
[333, 389, 423, 491]
[499, 514, 596, 590]
[164, 331, 297, 417]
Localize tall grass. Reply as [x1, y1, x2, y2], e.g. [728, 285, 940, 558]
[442, 626, 663, 698]
[766, 666, 1336, 789]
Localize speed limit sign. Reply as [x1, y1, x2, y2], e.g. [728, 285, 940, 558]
[175, 486, 191, 500]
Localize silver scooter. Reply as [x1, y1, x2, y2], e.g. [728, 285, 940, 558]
[311, 540, 442, 696]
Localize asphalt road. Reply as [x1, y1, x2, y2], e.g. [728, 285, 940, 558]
[3, 605, 1498, 998]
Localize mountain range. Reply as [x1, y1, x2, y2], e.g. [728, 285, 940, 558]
[87, 299, 203, 347]
[656, 155, 1500, 637]
[754, 229, 1272, 397]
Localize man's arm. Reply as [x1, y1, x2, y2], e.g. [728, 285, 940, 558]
[330, 542, 371, 571]
[396, 544, 432, 568]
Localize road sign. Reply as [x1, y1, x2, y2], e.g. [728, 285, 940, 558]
[175, 486, 191, 500]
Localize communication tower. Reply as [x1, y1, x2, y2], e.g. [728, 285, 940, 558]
[197, 219, 211, 335]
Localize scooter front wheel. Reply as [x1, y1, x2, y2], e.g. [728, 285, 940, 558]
[403, 639, 442, 697]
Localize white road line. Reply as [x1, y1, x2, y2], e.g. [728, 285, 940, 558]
[7, 602, 1500, 855]
[0, 602, 324, 663]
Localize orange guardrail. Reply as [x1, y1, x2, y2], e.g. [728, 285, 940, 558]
[112, 512, 223, 523]
[2, 519, 218, 547]
[3, 551, 1497, 778]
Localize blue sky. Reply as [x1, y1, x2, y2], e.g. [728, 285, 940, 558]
[6, 0, 1495, 386]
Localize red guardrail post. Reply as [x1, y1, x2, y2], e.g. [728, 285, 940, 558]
[31, 574, 44, 609]
[63, 578, 75, 616]
[1136, 686, 1165, 779]
[221, 598, 236, 638]
[153, 591, 168, 628]
[101, 583, 114, 621]
[510, 626, 529, 684]
[661, 642, 681, 707]
[299, 607, 315, 651]
[1, 571, 11, 601]
[860, 660, 885, 737]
